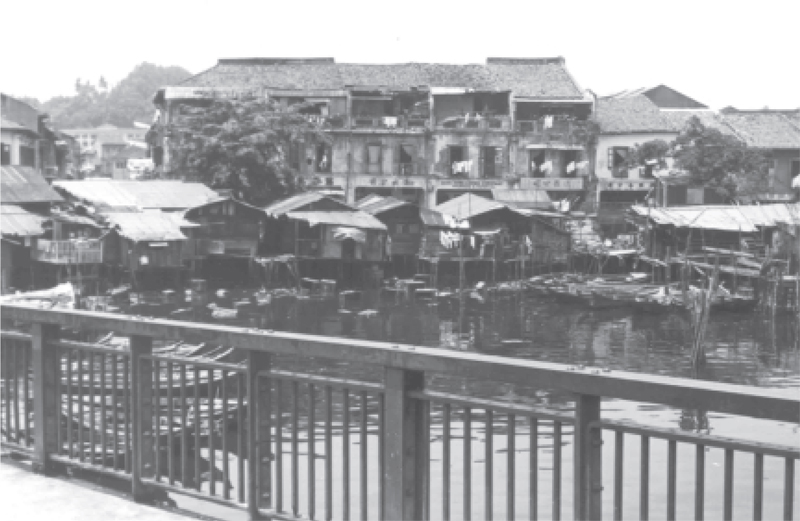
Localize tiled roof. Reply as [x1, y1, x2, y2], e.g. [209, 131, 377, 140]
[595, 95, 677, 134]
[105, 212, 192, 241]
[596, 94, 734, 136]
[719, 110, 800, 149]
[53, 180, 220, 212]
[630, 203, 800, 232]
[659, 110, 736, 135]
[1, 166, 63, 204]
[177, 58, 584, 99]
[0, 205, 47, 237]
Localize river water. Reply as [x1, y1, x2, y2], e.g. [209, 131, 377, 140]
[138, 289, 800, 519]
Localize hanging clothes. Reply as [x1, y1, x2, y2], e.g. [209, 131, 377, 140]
[541, 161, 552, 174]
[566, 161, 576, 173]
[544, 116, 554, 129]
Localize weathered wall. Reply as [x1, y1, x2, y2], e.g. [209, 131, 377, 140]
[771, 149, 800, 192]
[595, 133, 677, 180]
[433, 95, 475, 121]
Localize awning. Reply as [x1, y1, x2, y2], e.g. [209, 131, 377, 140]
[332, 227, 366, 243]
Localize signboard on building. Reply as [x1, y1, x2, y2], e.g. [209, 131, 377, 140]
[435, 179, 506, 189]
[520, 178, 584, 190]
[164, 87, 261, 100]
[598, 179, 654, 191]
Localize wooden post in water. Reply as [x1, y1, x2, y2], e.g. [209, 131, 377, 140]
[383, 367, 426, 521]
[31, 323, 60, 475]
[131, 335, 155, 502]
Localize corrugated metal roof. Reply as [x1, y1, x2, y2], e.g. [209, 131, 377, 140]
[435, 193, 508, 220]
[0, 205, 47, 237]
[491, 189, 553, 209]
[104, 212, 191, 241]
[53, 180, 220, 211]
[630, 204, 800, 232]
[356, 196, 410, 215]
[1, 166, 63, 204]
[419, 208, 450, 228]
[285, 211, 387, 230]
[264, 192, 354, 216]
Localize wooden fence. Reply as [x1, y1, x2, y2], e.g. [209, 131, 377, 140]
[1, 304, 797, 520]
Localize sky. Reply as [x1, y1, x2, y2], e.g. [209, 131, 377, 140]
[3, 0, 799, 110]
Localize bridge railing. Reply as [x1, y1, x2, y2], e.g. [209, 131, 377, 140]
[1, 304, 797, 521]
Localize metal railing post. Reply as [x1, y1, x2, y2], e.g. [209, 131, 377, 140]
[383, 367, 426, 521]
[575, 394, 603, 520]
[31, 323, 61, 474]
[247, 351, 272, 520]
[130, 334, 155, 502]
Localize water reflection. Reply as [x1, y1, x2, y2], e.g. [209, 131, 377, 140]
[265, 290, 799, 441]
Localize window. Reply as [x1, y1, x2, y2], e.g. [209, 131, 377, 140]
[19, 146, 35, 166]
[448, 146, 469, 176]
[792, 160, 800, 179]
[1, 144, 10, 165]
[529, 150, 545, 178]
[315, 143, 332, 173]
[366, 142, 381, 174]
[399, 144, 415, 176]
[563, 150, 580, 177]
[116, 161, 127, 168]
[609, 147, 629, 178]
[481, 146, 502, 178]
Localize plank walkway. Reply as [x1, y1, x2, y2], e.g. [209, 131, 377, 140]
[0, 458, 196, 521]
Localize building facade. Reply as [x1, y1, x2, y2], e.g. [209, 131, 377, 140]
[152, 57, 595, 209]
[2, 93, 74, 179]
[61, 124, 149, 176]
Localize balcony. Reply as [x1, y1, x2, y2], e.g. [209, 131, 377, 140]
[436, 114, 511, 131]
[349, 115, 429, 131]
[515, 119, 588, 146]
[32, 239, 103, 264]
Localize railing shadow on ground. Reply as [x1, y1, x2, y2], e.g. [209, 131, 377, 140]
[0, 304, 797, 521]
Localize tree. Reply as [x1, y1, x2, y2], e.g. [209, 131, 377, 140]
[22, 63, 192, 129]
[167, 96, 331, 206]
[671, 116, 771, 198]
[104, 63, 191, 126]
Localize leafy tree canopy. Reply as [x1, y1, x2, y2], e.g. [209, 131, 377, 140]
[671, 116, 771, 197]
[20, 63, 191, 129]
[167, 96, 331, 206]
[624, 117, 771, 198]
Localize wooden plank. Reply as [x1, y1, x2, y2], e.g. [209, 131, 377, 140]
[130, 335, 155, 502]
[2, 305, 798, 423]
[574, 395, 601, 521]
[31, 323, 60, 475]
[383, 367, 425, 521]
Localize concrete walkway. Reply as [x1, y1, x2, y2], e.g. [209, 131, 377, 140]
[0, 460, 194, 521]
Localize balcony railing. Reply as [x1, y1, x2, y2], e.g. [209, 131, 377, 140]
[350, 115, 428, 131]
[436, 114, 511, 130]
[1, 305, 797, 521]
[32, 239, 103, 264]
